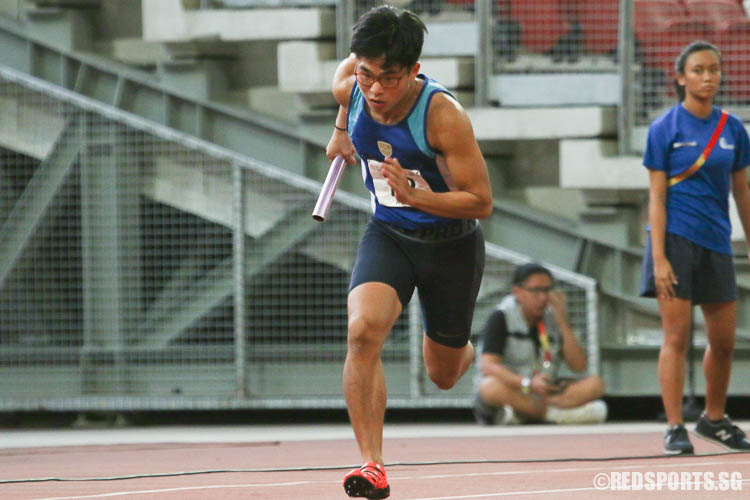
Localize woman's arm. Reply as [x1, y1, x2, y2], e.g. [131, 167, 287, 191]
[731, 168, 750, 259]
[647, 169, 678, 298]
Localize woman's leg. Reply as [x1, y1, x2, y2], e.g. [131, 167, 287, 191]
[700, 301, 737, 420]
[657, 297, 693, 426]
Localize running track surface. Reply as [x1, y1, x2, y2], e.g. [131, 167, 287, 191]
[2, 422, 749, 499]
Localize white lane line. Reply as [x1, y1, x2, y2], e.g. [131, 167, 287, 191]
[405, 479, 750, 499]
[31, 459, 750, 499]
[406, 486, 599, 499]
[33, 481, 325, 500]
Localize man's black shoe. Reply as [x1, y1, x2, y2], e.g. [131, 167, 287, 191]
[664, 423, 694, 455]
[695, 412, 750, 451]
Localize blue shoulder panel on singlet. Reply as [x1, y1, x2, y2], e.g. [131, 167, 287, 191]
[407, 78, 452, 159]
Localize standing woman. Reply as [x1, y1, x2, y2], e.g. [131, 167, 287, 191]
[640, 40, 750, 455]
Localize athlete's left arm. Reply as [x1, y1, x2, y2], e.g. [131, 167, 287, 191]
[731, 168, 750, 258]
[381, 93, 493, 219]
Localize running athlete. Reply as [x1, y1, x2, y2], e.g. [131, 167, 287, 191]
[639, 40, 750, 455]
[324, 5, 492, 498]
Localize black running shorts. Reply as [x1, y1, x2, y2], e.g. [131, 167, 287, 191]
[640, 231, 737, 304]
[349, 218, 485, 348]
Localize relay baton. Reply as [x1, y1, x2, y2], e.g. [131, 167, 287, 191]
[312, 155, 346, 221]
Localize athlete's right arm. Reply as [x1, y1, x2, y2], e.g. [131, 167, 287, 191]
[325, 55, 357, 165]
[647, 168, 677, 298]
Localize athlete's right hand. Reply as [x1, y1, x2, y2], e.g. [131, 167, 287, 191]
[653, 256, 678, 299]
[326, 128, 357, 166]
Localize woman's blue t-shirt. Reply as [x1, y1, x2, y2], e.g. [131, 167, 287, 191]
[643, 104, 750, 255]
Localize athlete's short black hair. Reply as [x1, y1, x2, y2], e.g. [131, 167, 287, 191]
[350, 5, 427, 70]
[512, 263, 553, 286]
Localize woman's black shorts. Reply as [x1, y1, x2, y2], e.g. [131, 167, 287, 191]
[640, 231, 737, 304]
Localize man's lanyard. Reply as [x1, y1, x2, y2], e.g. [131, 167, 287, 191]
[538, 322, 552, 372]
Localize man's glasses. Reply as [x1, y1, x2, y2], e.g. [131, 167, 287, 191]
[521, 286, 554, 295]
[355, 69, 406, 88]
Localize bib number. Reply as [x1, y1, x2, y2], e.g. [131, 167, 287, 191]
[367, 159, 432, 208]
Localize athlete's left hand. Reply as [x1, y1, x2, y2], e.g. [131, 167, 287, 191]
[381, 157, 414, 205]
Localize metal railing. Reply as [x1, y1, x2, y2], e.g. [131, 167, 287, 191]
[0, 63, 597, 410]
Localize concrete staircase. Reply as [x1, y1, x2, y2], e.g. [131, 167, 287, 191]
[2, 0, 750, 396]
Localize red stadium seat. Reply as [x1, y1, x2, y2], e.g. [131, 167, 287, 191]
[572, 0, 620, 55]
[716, 31, 750, 102]
[682, 1, 750, 102]
[634, 0, 711, 80]
[684, 0, 750, 34]
[509, 0, 572, 54]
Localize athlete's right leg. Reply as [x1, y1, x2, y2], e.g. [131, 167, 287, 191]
[657, 296, 692, 426]
[344, 282, 402, 465]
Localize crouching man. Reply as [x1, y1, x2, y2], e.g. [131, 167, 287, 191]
[473, 263, 606, 425]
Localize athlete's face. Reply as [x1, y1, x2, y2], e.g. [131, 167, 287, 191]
[354, 55, 419, 117]
[678, 49, 721, 102]
[513, 273, 553, 325]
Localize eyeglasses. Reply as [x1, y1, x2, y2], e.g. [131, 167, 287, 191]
[521, 286, 554, 295]
[354, 68, 406, 88]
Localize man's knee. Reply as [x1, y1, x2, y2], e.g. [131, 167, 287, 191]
[571, 375, 605, 396]
[476, 376, 512, 405]
[588, 375, 605, 398]
[347, 314, 390, 355]
[427, 366, 461, 390]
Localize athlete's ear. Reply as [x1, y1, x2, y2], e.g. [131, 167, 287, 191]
[411, 62, 420, 77]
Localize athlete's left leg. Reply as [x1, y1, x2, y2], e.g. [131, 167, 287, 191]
[422, 336, 474, 390]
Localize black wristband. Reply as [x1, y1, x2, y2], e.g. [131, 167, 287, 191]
[334, 125, 347, 131]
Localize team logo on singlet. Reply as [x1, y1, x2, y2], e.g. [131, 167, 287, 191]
[377, 141, 392, 158]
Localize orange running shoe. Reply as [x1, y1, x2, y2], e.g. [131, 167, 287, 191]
[343, 462, 390, 499]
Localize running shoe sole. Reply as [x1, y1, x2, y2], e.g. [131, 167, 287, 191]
[344, 475, 391, 499]
[663, 445, 694, 455]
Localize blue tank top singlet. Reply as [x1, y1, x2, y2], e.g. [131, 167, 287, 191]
[347, 74, 463, 230]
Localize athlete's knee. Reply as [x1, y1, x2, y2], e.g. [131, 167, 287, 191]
[347, 313, 390, 354]
[426, 365, 462, 390]
[707, 338, 735, 360]
[661, 330, 690, 354]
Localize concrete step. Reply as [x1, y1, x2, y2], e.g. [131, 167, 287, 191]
[143, 0, 334, 44]
[23, 4, 95, 50]
[157, 57, 233, 100]
[94, 37, 170, 68]
[559, 138, 748, 243]
[276, 40, 474, 112]
[234, 86, 302, 123]
[468, 106, 616, 141]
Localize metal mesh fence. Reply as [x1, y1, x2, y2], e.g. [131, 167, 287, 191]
[633, 0, 750, 126]
[487, 0, 750, 128]
[491, 1, 620, 74]
[0, 65, 596, 410]
[184, 0, 750, 134]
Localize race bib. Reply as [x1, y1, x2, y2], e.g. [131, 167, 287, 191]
[367, 159, 432, 208]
